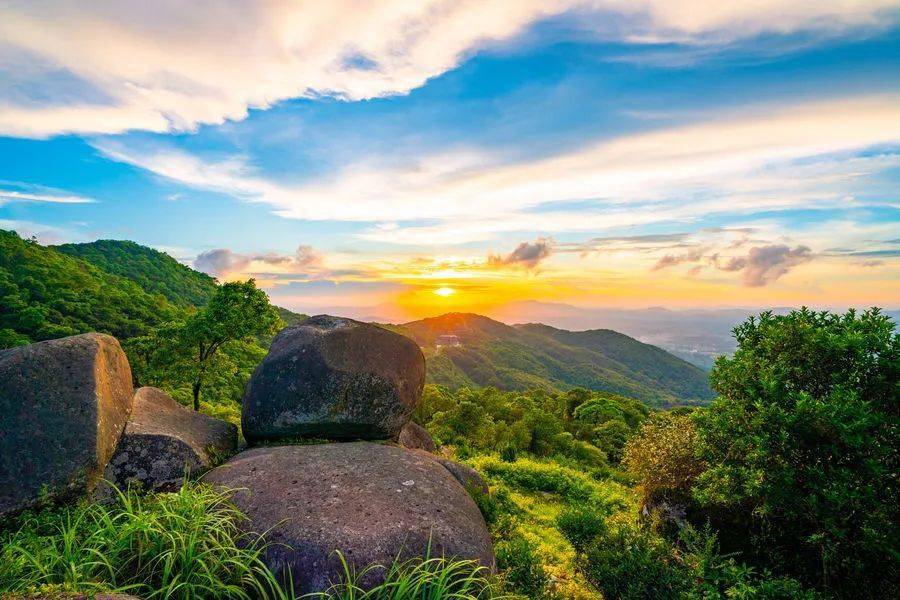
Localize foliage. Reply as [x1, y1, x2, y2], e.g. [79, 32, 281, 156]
[397, 313, 714, 407]
[0, 229, 179, 347]
[55, 239, 218, 308]
[313, 552, 499, 600]
[622, 412, 705, 504]
[0, 482, 288, 599]
[495, 535, 549, 598]
[556, 504, 608, 553]
[693, 308, 899, 596]
[127, 279, 280, 410]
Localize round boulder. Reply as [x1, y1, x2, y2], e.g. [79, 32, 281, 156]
[101, 387, 238, 493]
[242, 315, 425, 443]
[202, 442, 494, 593]
[397, 421, 437, 453]
[0, 333, 133, 516]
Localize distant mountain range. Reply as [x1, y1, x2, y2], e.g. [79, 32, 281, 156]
[392, 313, 714, 407]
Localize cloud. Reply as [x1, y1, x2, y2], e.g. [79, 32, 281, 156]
[652, 247, 706, 270]
[1, 1, 897, 137]
[94, 95, 900, 244]
[858, 259, 884, 267]
[0, 186, 96, 206]
[194, 245, 321, 278]
[488, 238, 553, 268]
[717, 244, 813, 286]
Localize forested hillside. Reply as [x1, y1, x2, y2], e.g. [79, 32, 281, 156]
[395, 313, 713, 407]
[0, 230, 178, 345]
[55, 239, 218, 308]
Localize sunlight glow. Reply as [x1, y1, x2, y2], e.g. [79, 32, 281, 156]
[433, 286, 456, 297]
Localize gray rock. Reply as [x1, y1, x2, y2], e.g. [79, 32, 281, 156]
[398, 421, 437, 452]
[101, 387, 237, 493]
[407, 449, 489, 495]
[202, 442, 494, 594]
[0, 333, 133, 516]
[242, 315, 425, 443]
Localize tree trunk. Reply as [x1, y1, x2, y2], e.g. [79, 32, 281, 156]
[192, 379, 201, 411]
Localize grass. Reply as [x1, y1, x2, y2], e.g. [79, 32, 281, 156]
[0, 482, 289, 599]
[312, 552, 500, 600]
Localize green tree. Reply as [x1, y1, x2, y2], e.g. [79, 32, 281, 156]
[128, 280, 280, 411]
[693, 308, 899, 596]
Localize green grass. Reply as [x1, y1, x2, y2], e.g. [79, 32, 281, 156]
[0, 482, 288, 599]
[312, 552, 500, 600]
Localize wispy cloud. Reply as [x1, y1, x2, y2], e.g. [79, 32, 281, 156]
[1, 1, 896, 137]
[94, 95, 900, 244]
[717, 244, 814, 287]
[0, 187, 96, 206]
[194, 245, 322, 278]
[488, 238, 553, 269]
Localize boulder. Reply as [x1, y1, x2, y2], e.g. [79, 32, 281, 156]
[101, 387, 237, 493]
[242, 315, 425, 443]
[407, 449, 489, 495]
[202, 442, 494, 593]
[0, 333, 133, 516]
[398, 421, 437, 452]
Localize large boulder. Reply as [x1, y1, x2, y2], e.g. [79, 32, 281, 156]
[242, 315, 425, 443]
[202, 442, 494, 593]
[407, 449, 489, 495]
[398, 421, 437, 452]
[101, 387, 237, 493]
[0, 333, 133, 515]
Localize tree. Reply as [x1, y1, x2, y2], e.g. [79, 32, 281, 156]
[127, 280, 280, 411]
[693, 308, 899, 596]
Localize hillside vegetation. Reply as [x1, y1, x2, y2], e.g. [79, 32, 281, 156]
[397, 313, 713, 407]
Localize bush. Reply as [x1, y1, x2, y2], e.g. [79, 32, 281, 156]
[556, 504, 608, 553]
[578, 523, 690, 600]
[475, 457, 595, 502]
[495, 534, 548, 599]
[622, 412, 704, 504]
[694, 308, 899, 596]
[0, 482, 286, 599]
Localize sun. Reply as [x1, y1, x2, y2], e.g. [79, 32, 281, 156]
[433, 286, 456, 297]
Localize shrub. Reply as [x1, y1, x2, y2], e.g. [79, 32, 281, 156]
[475, 457, 595, 502]
[622, 412, 704, 504]
[495, 534, 548, 599]
[694, 308, 899, 596]
[556, 504, 608, 553]
[0, 482, 286, 599]
[577, 523, 690, 600]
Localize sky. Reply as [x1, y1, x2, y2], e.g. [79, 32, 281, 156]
[1, 0, 898, 321]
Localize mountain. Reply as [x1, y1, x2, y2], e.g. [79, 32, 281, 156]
[55, 239, 218, 308]
[0, 230, 179, 344]
[393, 312, 714, 407]
[55, 238, 306, 326]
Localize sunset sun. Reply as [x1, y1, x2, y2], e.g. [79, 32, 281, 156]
[433, 286, 456, 297]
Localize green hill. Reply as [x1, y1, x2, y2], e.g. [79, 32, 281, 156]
[55, 239, 218, 308]
[394, 312, 713, 407]
[0, 230, 179, 345]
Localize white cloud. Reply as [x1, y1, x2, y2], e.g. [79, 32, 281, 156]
[1, 1, 896, 137]
[0, 188, 96, 206]
[94, 95, 900, 243]
[194, 245, 322, 278]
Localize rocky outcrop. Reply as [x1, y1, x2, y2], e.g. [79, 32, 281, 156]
[398, 421, 437, 452]
[101, 387, 237, 493]
[202, 442, 494, 594]
[242, 316, 426, 443]
[407, 449, 489, 495]
[0, 333, 133, 515]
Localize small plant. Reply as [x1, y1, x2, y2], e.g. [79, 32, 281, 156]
[556, 504, 608, 553]
[0, 482, 288, 599]
[313, 551, 499, 599]
[494, 534, 548, 599]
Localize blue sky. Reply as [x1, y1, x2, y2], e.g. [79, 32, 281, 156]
[0, 1, 898, 317]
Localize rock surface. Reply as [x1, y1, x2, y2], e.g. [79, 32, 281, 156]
[202, 442, 494, 593]
[242, 315, 425, 443]
[398, 421, 437, 452]
[102, 387, 237, 493]
[0, 333, 133, 516]
[407, 449, 489, 495]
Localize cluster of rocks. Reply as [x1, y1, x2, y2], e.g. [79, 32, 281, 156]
[0, 316, 493, 594]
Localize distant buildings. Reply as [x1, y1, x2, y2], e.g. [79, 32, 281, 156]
[435, 334, 462, 349]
